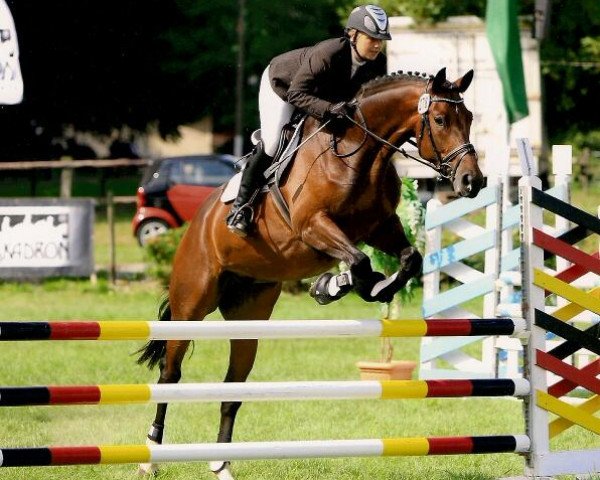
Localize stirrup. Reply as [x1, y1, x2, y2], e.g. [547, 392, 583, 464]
[226, 204, 254, 237]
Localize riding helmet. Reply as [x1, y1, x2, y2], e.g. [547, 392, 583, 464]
[345, 5, 391, 40]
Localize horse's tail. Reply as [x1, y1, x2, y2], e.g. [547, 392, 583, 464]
[135, 296, 171, 370]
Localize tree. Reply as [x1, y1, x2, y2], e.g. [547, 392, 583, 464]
[371, 0, 599, 145]
[538, 0, 600, 142]
[0, 0, 343, 159]
[1, 1, 597, 160]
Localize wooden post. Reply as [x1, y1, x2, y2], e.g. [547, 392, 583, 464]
[60, 157, 73, 198]
[107, 191, 117, 285]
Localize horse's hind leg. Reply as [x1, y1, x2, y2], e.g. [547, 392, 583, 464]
[138, 273, 220, 476]
[137, 339, 190, 476]
[209, 278, 282, 480]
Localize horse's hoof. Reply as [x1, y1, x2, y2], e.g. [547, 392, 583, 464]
[309, 272, 352, 305]
[137, 462, 158, 477]
[210, 461, 235, 480]
[309, 273, 335, 305]
[400, 247, 423, 277]
[138, 434, 161, 476]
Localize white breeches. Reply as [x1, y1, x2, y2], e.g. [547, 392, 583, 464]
[258, 66, 295, 157]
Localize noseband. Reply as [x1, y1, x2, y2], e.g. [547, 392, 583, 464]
[331, 82, 476, 182]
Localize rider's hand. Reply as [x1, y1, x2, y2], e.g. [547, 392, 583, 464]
[327, 101, 355, 120]
[326, 102, 355, 131]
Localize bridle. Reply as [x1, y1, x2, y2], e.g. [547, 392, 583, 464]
[331, 81, 477, 182]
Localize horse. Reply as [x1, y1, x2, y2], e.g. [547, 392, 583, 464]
[136, 68, 483, 479]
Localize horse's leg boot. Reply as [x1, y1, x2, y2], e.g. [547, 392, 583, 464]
[350, 257, 387, 303]
[370, 247, 423, 303]
[137, 423, 164, 476]
[210, 461, 235, 480]
[309, 271, 353, 305]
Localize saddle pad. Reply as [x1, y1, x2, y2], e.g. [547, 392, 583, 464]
[219, 116, 305, 209]
[220, 171, 242, 204]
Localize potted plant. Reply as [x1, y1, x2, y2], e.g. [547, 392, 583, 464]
[356, 178, 425, 380]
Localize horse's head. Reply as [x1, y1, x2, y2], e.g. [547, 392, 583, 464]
[416, 68, 483, 198]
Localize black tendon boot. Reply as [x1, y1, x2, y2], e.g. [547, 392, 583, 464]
[226, 141, 273, 237]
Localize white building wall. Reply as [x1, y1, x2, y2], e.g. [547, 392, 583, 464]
[388, 16, 543, 178]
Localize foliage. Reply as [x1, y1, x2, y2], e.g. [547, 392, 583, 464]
[144, 225, 188, 286]
[361, 178, 425, 307]
[556, 129, 600, 187]
[539, 0, 600, 141]
[367, 0, 599, 144]
[2, 0, 598, 159]
[1, 0, 344, 159]
[2, 0, 185, 158]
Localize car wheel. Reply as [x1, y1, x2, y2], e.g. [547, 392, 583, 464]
[136, 219, 170, 246]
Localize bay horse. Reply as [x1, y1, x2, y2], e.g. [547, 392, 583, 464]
[137, 68, 483, 478]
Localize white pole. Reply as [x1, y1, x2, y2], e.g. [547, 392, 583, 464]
[421, 198, 443, 375]
[519, 174, 549, 477]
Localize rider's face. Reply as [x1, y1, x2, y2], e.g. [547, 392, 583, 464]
[355, 32, 384, 60]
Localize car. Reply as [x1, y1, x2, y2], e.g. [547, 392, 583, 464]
[132, 154, 237, 246]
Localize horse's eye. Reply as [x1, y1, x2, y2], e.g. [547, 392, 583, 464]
[434, 115, 445, 127]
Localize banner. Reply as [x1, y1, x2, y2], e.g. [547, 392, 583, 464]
[0, 0, 23, 104]
[0, 199, 94, 279]
[486, 0, 529, 123]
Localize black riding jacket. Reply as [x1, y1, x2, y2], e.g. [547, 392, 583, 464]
[268, 37, 387, 120]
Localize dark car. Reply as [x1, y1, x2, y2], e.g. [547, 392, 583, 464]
[132, 154, 237, 245]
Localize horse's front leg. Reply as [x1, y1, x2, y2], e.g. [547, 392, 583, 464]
[301, 211, 387, 304]
[363, 214, 423, 303]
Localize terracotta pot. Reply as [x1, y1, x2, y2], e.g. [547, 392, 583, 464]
[356, 360, 417, 381]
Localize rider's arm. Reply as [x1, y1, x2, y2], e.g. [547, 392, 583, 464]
[286, 42, 341, 120]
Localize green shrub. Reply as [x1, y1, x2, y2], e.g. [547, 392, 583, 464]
[144, 225, 188, 286]
[361, 177, 426, 307]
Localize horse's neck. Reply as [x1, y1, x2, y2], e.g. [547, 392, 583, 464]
[351, 84, 420, 177]
[360, 83, 421, 141]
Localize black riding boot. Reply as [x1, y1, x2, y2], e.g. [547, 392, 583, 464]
[226, 141, 273, 237]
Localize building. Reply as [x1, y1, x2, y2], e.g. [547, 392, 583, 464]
[388, 15, 543, 180]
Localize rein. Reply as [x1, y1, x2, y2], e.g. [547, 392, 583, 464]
[331, 84, 476, 182]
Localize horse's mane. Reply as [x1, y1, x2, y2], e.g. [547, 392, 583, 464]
[358, 70, 456, 99]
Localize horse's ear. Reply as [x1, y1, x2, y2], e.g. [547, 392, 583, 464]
[455, 69, 474, 93]
[432, 68, 447, 90]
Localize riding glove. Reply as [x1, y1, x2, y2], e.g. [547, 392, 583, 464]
[327, 101, 355, 120]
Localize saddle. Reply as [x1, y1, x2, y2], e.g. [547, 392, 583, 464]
[221, 113, 307, 227]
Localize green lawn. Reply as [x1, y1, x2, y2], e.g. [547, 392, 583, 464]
[0, 284, 597, 480]
[0, 176, 598, 479]
[94, 202, 146, 267]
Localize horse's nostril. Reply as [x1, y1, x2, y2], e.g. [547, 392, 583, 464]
[462, 173, 473, 187]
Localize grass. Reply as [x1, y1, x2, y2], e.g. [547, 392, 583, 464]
[94, 203, 146, 267]
[0, 284, 598, 479]
[0, 176, 598, 478]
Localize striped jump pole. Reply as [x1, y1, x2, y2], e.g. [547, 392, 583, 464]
[0, 378, 531, 406]
[0, 318, 526, 341]
[0, 435, 531, 467]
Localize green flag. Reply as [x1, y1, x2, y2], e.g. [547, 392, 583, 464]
[486, 0, 529, 123]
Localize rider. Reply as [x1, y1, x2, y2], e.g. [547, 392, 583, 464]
[226, 4, 391, 237]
